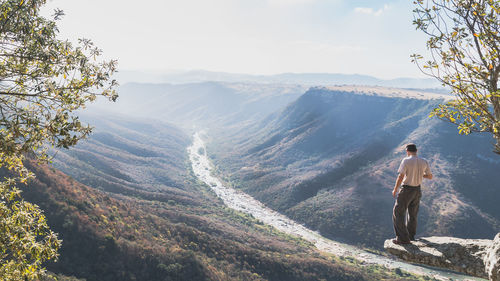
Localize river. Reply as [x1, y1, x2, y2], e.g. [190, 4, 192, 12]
[188, 132, 485, 281]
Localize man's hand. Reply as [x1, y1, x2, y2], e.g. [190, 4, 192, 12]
[392, 188, 398, 198]
[393, 173, 404, 198]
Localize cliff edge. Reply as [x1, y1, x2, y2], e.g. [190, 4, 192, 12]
[384, 233, 500, 281]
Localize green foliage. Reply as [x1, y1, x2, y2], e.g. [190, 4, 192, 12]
[0, 0, 117, 279]
[0, 0, 117, 161]
[412, 0, 500, 154]
[0, 180, 60, 280]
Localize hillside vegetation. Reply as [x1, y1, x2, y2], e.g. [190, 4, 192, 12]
[21, 115, 426, 280]
[208, 87, 500, 249]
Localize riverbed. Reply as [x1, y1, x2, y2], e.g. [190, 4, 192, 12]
[188, 132, 484, 281]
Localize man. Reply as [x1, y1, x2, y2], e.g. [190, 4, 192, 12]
[392, 143, 433, 245]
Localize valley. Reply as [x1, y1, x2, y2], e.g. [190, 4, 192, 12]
[17, 112, 424, 281]
[22, 138, 369, 280]
[207, 86, 500, 249]
[29, 81, 499, 280]
[189, 131, 485, 281]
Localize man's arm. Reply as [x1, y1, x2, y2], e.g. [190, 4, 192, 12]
[423, 161, 433, 179]
[393, 173, 405, 198]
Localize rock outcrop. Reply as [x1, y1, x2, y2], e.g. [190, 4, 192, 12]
[384, 234, 500, 281]
[484, 234, 500, 281]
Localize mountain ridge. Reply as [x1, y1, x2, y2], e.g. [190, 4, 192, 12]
[114, 70, 445, 89]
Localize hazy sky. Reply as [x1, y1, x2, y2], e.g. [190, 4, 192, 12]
[42, 0, 430, 79]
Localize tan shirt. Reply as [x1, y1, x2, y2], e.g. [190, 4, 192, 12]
[397, 155, 431, 186]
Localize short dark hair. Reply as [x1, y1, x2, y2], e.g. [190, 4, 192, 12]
[406, 143, 417, 152]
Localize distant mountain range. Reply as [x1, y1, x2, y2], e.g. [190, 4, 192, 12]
[88, 82, 307, 131]
[114, 70, 446, 90]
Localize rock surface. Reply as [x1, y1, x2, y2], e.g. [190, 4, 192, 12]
[484, 234, 500, 281]
[384, 235, 500, 280]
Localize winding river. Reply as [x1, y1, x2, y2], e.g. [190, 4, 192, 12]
[188, 132, 484, 281]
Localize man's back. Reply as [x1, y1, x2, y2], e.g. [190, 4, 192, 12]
[398, 155, 431, 187]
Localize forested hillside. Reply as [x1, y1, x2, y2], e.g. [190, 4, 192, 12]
[51, 114, 192, 198]
[18, 116, 423, 280]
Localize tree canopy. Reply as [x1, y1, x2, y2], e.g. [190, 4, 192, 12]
[0, 0, 117, 279]
[412, 0, 500, 154]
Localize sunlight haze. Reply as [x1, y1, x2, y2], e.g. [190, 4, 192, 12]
[43, 0, 429, 79]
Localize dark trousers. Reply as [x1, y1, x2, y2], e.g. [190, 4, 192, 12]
[393, 185, 421, 242]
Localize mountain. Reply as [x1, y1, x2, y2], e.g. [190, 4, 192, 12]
[51, 114, 193, 198]
[115, 70, 444, 89]
[18, 116, 422, 281]
[207, 86, 500, 249]
[88, 82, 306, 131]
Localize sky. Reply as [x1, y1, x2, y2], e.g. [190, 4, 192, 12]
[42, 0, 430, 79]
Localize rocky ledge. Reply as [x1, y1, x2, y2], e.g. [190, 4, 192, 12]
[384, 233, 500, 281]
